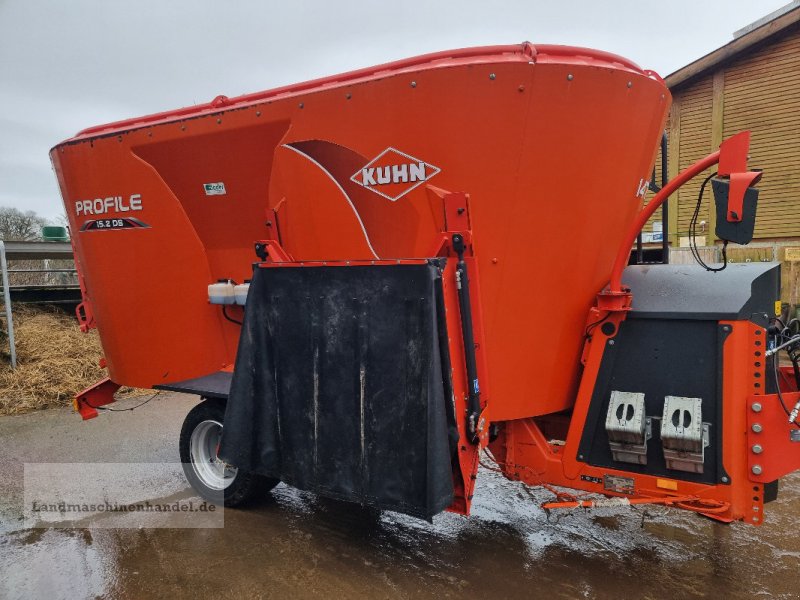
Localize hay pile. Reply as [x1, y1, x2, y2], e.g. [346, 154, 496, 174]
[0, 306, 143, 415]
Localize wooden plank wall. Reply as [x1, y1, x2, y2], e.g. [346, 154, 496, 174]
[722, 27, 800, 238]
[673, 77, 715, 243]
[667, 24, 800, 244]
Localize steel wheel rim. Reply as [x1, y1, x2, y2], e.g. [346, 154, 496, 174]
[190, 419, 237, 490]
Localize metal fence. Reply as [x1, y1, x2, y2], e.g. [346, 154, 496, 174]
[0, 241, 76, 368]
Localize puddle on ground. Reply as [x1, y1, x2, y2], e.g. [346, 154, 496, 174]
[2, 468, 798, 599]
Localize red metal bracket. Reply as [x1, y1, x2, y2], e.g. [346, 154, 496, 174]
[426, 192, 475, 257]
[74, 377, 121, 420]
[443, 192, 471, 234]
[746, 392, 800, 483]
[595, 289, 632, 313]
[726, 171, 762, 223]
[73, 252, 96, 332]
[75, 301, 95, 333]
[717, 132, 762, 223]
[717, 131, 750, 176]
[254, 239, 293, 264]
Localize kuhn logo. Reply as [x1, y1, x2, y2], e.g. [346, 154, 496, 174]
[350, 147, 440, 201]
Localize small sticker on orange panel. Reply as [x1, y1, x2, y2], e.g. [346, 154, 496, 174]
[656, 478, 678, 491]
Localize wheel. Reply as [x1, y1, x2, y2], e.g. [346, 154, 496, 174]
[179, 398, 278, 507]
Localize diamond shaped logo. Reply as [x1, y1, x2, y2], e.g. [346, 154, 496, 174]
[350, 147, 440, 201]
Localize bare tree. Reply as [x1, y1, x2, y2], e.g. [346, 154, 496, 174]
[0, 207, 47, 241]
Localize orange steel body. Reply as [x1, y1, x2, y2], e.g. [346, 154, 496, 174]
[53, 43, 794, 524]
[51, 43, 669, 418]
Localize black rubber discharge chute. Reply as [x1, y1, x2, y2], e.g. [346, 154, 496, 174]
[219, 261, 456, 520]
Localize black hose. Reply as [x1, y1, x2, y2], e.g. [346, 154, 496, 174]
[452, 234, 481, 443]
[222, 305, 243, 326]
[690, 173, 728, 272]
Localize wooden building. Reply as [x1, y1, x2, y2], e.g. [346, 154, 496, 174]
[648, 2, 800, 306]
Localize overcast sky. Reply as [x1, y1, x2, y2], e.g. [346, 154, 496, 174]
[0, 0, 789, 222]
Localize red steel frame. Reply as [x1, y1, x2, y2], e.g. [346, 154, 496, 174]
[71, 128, 795, 524]
[251, 191, 488, 514]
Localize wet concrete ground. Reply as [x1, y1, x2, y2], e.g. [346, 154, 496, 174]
[1, 393, 799, 599]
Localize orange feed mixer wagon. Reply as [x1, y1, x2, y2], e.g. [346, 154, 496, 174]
[52, 43, 800, 523]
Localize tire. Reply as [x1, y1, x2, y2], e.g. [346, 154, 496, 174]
[179, 398, 278, 507]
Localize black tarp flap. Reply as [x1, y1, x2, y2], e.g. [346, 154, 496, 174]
[219, 262, 455, 520]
